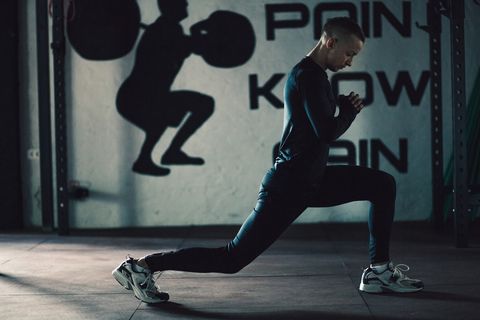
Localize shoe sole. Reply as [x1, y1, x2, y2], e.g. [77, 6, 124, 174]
[130, 284, 170, 304]
[359, 282, 424, 293]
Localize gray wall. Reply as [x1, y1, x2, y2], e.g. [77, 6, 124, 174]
[19, 0, 43, 228]
[18, 0, 480, 229]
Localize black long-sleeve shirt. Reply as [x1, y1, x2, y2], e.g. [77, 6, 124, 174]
[275, 57, 357, 184]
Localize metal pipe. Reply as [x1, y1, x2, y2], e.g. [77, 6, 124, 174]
[36, 0, 54, 232]
[449, 0, 469, 247]
[51, 0, 69, 235]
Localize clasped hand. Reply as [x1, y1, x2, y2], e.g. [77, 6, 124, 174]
[338, 92, 364, 113]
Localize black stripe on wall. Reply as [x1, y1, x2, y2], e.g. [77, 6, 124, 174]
[0, 0, 22, 229]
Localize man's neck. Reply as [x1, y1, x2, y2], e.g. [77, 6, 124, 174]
[306, 46, 327, 70]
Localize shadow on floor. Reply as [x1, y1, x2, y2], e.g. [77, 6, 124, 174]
[147, 301, 394, 320]
[375, 290, 480, 303]
[0, 272, 123, 317]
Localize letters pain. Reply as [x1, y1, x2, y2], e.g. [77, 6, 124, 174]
[254, 1, 420, 174]
[329, 139, 408, 173]
[265, 1, 412, 40]
[273, 139, 409, 173]
[250, 0, 429, 110]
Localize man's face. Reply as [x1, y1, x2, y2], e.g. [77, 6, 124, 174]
[326, 34, 363, 72]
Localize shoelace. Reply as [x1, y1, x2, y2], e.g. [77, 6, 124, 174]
[391, 263, 411, 279]
[125, 254, 159, 294]
[141, 272, 158, 295]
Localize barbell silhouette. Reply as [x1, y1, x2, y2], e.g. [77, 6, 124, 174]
[66, 0, 256, 67]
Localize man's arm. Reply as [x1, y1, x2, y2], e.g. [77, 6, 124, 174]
[297, 70, 357, 142]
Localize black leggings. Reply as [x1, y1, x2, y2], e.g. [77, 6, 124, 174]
[145, 165, 396, 273]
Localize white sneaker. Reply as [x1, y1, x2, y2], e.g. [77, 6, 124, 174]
[359, 261, 424, 293]
[112, 256, 169, 303]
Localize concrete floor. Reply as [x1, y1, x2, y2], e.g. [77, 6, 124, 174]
[1, 223, 479, 320]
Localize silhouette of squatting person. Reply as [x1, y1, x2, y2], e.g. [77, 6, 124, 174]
[116, 0, 214, 176]
[113, 17, 424, 303]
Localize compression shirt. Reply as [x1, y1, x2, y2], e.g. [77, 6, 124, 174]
[275, 56, 358, 184]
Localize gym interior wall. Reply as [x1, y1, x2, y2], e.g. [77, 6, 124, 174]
[19, 0, 480, 230]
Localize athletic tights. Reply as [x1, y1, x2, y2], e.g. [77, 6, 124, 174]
[145, 165, 396, 272]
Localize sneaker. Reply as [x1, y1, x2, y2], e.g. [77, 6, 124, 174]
[112, 256, 169, 303]
[359, 261, 424, 293]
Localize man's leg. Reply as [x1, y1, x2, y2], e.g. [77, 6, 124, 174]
[114, 168, 307, 304]
[306, 165, 422, 293]
[307, 165, 396, 264]
[143, 168, 306, 273]
[161, 91, 214, 165]
[132, 128, 171, 176]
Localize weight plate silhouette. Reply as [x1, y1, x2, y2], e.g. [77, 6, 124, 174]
[67, 0, 141, 60]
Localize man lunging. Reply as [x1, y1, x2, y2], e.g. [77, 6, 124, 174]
[113, 17, 423, 303]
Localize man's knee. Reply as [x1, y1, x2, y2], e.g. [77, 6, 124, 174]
[377, 171, 396, 198]
[223, 260, 244, 274]
[220, 246, 251, 274]
[197, 95, 215, 117]
[224, 254, 248, 274]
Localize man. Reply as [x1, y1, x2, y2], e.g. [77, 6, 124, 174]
[113, 17, 424, 303]
[116, 0, 214, 176]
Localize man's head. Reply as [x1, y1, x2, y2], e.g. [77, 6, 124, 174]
[157, 0, 188, 21]
[317, 17, 365, 72]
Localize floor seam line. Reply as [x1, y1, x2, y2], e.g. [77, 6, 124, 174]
[26, 238, 52, 252]
[128, 300, 142, 320]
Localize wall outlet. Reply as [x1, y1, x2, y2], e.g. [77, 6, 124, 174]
[27, 148, 40, 160]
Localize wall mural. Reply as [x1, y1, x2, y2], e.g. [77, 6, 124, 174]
[67, 0, 256, 176]
[63, 0, 438, 225]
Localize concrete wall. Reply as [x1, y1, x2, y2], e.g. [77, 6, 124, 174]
[18, 0, 480, 229]
[19, 0, 43, 228]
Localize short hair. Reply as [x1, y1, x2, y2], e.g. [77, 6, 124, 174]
[322, 17, 365, 43]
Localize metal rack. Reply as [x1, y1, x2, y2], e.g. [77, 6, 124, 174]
[448, 0, 470, 247]
[417, 0, 445, 233]
[51, 0, 69, 235]
[420, 0, 478, 247]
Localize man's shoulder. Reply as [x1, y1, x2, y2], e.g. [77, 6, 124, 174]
[290, 58, 328, 84]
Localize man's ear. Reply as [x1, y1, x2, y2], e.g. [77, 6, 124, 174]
[326, 37, 336, 49]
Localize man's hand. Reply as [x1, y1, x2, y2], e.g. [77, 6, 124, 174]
[338, 92, 364, 114]
[346, 92, 364, 113]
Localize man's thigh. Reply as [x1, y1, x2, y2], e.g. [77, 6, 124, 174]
[307, 165, 386, 207]
[228, 184, 306, 264]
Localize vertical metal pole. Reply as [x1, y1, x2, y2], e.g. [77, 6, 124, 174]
[449, 0, 469, 247]
[36, 0, 54, 232]
[51, 0, 69, 235]
[428, 0, 445, 231]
